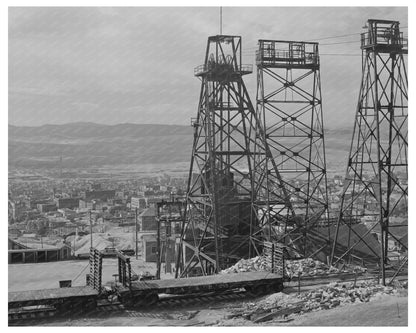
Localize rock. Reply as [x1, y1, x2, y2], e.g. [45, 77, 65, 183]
[331, 299, 341, 307]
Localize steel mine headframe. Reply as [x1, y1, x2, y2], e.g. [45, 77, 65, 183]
[255, 40, 330, 260]
[330, 20, 408, 285]
[176, 35, 293, 277]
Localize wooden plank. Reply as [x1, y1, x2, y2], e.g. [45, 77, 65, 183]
[9, 286, 98, 303]
[130, 271, 283, 292]
[253, 305, 304, 323]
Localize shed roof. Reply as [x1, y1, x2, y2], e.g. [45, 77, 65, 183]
[140, 206, 156, 217]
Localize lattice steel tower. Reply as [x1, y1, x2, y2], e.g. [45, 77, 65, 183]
[176, 35, 292, 277]
[256, 40, 329, 259]
[330, 20, 408, 285]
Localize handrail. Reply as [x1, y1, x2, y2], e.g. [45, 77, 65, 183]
[194, 63, 253, 76]
[361, 30, 406, 49]
[256, 49, 319, 66]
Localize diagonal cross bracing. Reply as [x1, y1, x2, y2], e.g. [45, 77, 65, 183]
[255, 40, 330, 259]
[330, 20, 408, 286]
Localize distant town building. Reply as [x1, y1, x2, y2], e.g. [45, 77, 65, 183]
[8, 200, 26, 222]
[115, 191, 125, 199]
[79, 200, 100, 210]
[147, 197, 169, 207]
[37, 203, 57, 213]
[131, 197, 147, 210]
[54, 197, 80, 209]
[141, 234, 158, 262]
[26, 199, 50, 210]
[139, 207, 157, 232]
[89, 183, 102, 191]
[8, 238, 71, 264]
[48, 218, 68, 229]
[83, 190, 115, 201]
[57, 208, 77, 219]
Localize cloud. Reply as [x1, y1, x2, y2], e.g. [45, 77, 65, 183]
[9, 7, 408, 128]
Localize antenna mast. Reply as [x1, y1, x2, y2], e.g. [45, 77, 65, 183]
[220, 7, 222, 35]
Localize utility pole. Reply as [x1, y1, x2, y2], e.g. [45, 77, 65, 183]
[74, 227, 77, 256]
[89, 210, 93, 249]
[135, 207, 138, 260]
[219, 7, 222, 35]
[156, 215, 161, 279]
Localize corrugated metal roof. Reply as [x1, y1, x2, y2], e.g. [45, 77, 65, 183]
[311, 224, 382, 263]
[139, 206, 156, 217]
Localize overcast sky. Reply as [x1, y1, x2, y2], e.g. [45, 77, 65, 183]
[8, 7, 407, 128]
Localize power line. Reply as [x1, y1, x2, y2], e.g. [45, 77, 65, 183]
[320, 40, 360, 46]
[73, 262, 89, 282]
[321, 53, 361, 56]
[243, 34, 360, 49]
[243, 27, 408, 50]
[306, 32, 361, 41]
[243, 38, 360, 51]
[242, 51, 362, 57]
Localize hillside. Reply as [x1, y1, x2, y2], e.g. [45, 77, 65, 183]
[8, 123, 193, 169]
[8, 123, 352, 171]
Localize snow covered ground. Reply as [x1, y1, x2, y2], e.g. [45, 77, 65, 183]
[8, 256, 177, 292]
[67, 225, 138, 254]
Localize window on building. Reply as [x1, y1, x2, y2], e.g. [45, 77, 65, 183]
[151, 246, 157, 254]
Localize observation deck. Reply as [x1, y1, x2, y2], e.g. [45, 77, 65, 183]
[361, 19, 407, 54]
[256, 40, 319, 69]
[194, 63, 253, 81]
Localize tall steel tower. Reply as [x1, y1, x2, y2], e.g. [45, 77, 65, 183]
[330, 20, 408, 285]
[256, 40, 330, 259]
[176, 35, 292, 277]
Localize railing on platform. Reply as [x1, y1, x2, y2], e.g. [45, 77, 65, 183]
[361, 29, 405, 49]
[263, 241, 284, 276]
[256, 40, 319, 68]
[194, 63, 253, 76]
[88, 248, 102, 293]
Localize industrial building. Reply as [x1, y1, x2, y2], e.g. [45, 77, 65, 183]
[8, 238, 72, 264]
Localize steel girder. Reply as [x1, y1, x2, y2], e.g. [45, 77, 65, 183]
[330, 20, 408, 285]
[176, 36, 292, 277]
[255, 40, 330, 259]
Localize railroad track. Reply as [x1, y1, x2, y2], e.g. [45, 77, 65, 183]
[286, 271, 408, 290]
[9, 271, 408, 325]
[8, 289, 250, 325]
[96, 289, 249, 311]
[8, 306, 56, 322]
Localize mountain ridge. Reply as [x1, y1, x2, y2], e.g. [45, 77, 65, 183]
[8, 122, 193, 139]
[8, 122, 354, 138]
[8, 122, 353, 170]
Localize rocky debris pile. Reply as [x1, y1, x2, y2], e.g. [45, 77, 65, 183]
[221, 256, 367, 277]
[285, 258, 340, 278]
[225, 280, 407, 324]
[254, 291, 299, 310]
[296, 281, 389, 311]
[299, 280, 406, 311]
[220, 256, 271, 274]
